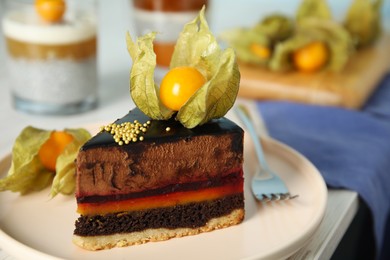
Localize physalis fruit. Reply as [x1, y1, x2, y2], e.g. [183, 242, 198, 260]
[38, 131, 74, 172]
[35, 0, 66, 23]
[126, 7, 240, 128]
[160, 66, 206, 111]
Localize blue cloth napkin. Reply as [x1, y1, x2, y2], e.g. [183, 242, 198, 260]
[257, 74, 390, 259]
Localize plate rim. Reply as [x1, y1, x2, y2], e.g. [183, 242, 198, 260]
[250, 137, 327, 260]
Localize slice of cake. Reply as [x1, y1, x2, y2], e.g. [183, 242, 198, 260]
[73, 108, 244, 250]
[73, 6, 243, 251]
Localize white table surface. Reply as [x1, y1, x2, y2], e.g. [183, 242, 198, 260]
[0, 0, 364, 259]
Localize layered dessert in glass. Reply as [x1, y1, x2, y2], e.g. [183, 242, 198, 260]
[132, 0, 207, 67]
[2, 0, 98, 114]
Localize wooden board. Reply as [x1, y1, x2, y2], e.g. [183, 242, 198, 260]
[238, 34, 390, 109]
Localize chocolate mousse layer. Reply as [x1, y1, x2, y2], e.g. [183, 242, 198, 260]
[76, 108, 244, 197]
[74, 193, 244, 236]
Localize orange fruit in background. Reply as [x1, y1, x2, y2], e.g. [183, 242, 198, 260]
[160, 66, 206, 111]
[292, 41, 329, 73]
[250, 43, 271, 59]
[35, 0, 66, 23]
[38, 131, 73, 172]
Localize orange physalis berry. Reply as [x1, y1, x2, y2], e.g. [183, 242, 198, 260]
[35, 0, 66, 23]
[38, 131, 73, 172]
[250, 43, 271, 59]
[292, 41, 329, 73]
[159, 66, 206, 111]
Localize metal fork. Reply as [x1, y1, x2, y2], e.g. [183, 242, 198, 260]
[234, 105, 298, 202]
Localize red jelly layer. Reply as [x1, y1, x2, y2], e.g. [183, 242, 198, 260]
[77, 178, 243, 216]
[77, 169, 243, 204]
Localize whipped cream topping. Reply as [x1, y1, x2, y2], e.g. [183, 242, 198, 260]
[2, 9, 97, 44]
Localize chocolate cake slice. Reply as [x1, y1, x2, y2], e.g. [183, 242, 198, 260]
[73, 108, 244, 250]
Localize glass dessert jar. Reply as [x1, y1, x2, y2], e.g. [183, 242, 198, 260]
[132, 0, 208, 68]
[2, 0, 98, 115]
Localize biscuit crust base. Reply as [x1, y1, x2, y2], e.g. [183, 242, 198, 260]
[73, 208, 244, 251]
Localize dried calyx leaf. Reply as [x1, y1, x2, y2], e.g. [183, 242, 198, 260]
[126, 7, 240, 128]
[126, 32, 173, 120]
[344, 0, 383, 48]
[172, 8, 240, 128]
[254, 14, 295, 43]
[300, 19, 354, 71]
[220, 0, 384, 73]
[0, 127, 52, 195]
[0, 126, 91, 197]
[296, 0, 332, 24]
[177, 48, 240, 128]
[219, 28, 271, 66]
[51, 128, 91, 197]
[219, 14, 294, 66]
[270, 18, 354, 72]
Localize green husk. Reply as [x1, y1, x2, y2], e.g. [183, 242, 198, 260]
[0, 126, 91, 196]
[219, 0, 383, 72]
[296, 0, 332, 23]
[0, 127, 52, 194]
[344, 0, 383, 48]
[254, 14, 295, 43]
[127, 6, 240, 128]
[219, 14, 294, 66]
[51, 128, 91, 197]
[269, 35, 314, 72]
[219, 28, 270, 65]
[177, 48, 240, 128]
[270, 19, 354, 72]
[126, 32, 174, 120]
[172, 8, 240, 128]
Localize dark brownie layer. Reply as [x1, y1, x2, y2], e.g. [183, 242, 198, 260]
[74, 193, 244, 236]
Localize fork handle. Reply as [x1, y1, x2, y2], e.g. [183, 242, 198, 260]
[234, 106, 271, 172]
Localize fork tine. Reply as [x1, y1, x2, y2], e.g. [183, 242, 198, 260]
[270, 194, 280, 201]
[287, 194, 299, 200]
[280, 194, 289, 200]
[259, 194, 271, 202]
[257, 193, 299, 202]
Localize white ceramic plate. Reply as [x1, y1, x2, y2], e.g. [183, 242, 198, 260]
[0, 128, 327, 260]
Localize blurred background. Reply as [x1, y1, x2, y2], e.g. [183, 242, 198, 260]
[0, 0, 389, 110]
[0, 1, 389, 258]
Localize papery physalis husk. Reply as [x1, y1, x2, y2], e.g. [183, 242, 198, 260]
[126, 7, 240, 128]
[0, 126, 91, 197]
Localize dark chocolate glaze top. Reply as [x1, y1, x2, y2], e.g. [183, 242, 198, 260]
[81, 108, 243, 150]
